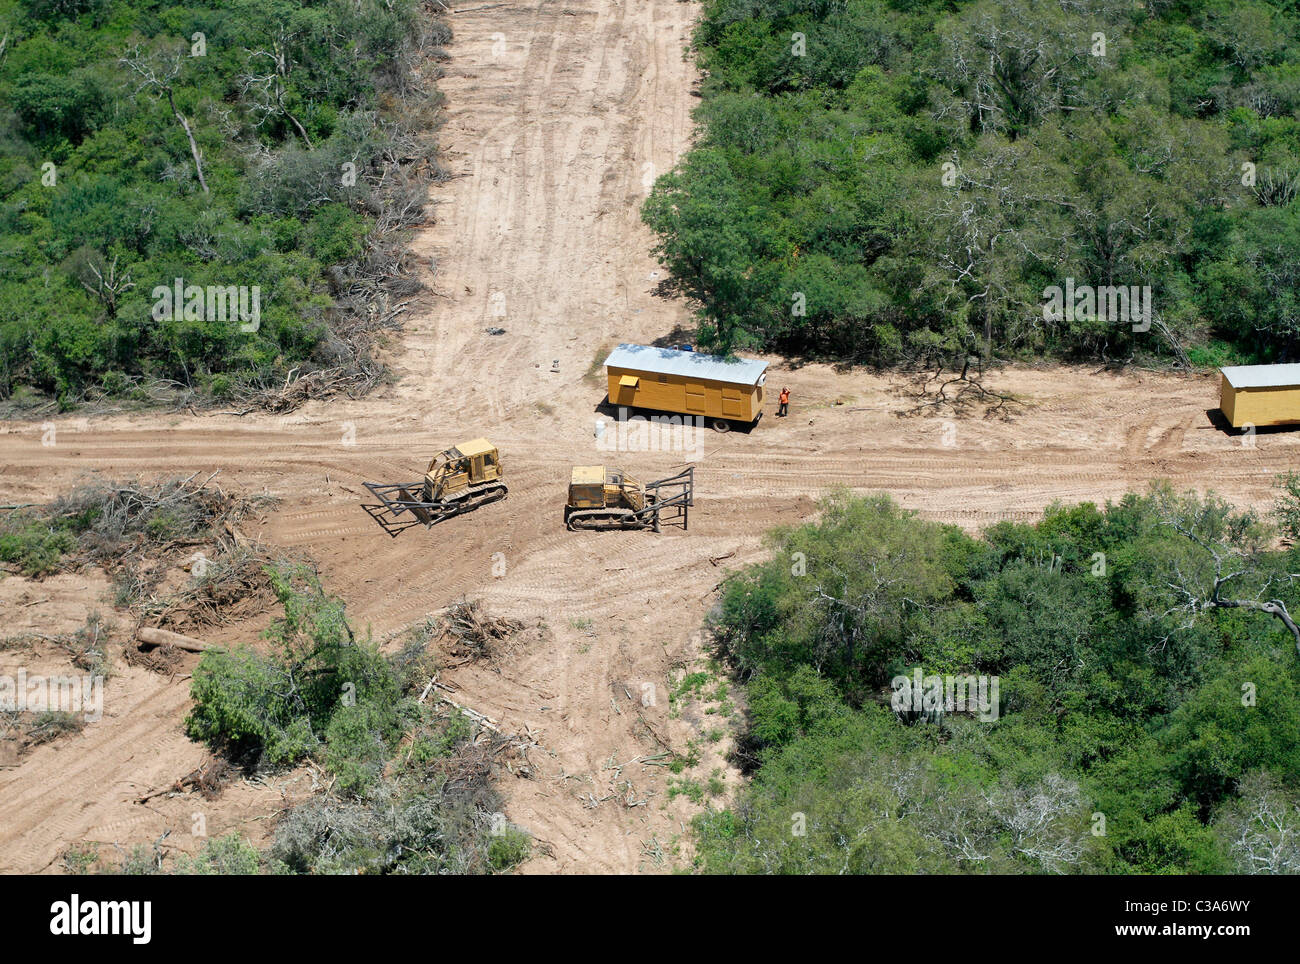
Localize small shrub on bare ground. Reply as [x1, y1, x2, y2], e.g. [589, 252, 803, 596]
[24, 711, 86, 746]
[0, 613, 112, 760]
[0, 709, 87, 762]
[0, 613, 114, 677]
[61, 612, 114, 679]
[62, 831, 262, 876]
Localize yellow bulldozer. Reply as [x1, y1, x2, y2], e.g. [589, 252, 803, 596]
[564, 465, 694, 532]
[364, 438, 507, 533]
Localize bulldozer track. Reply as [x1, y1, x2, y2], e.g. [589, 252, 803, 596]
[566, 508, 645, 531]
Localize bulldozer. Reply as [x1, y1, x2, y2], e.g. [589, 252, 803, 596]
[364, 438, 507, 533]
[564, 465, 694, 532]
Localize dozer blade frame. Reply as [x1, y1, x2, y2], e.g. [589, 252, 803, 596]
[362, 480, 506, 536]
[642, 465, 694, 531]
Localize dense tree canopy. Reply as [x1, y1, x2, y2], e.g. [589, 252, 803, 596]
[699, 487, 1300, 873]
[0, 0, 447, 407]
[645, 0, 1300, 366]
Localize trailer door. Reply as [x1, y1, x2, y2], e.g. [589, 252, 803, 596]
[685, 385, 706, 413]
[616, 374, 639, 406]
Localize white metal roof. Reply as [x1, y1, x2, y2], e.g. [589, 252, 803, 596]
[604, 343, 768, 386]
[1220, 364, 1300, 389]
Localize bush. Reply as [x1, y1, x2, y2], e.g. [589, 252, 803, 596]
[186, 646, 322, 765]
[487, 827, 532, 871]
[0, 514, 76, 576]
[186, 564, 411, 782]
[174, 833, 262, 875]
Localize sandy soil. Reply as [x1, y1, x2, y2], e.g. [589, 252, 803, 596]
[3, 0, 1299, 874]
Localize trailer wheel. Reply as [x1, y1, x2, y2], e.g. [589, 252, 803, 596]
[711, 418, 731, 433]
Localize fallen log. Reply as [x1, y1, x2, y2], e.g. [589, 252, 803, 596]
[136, 627, 222, 654]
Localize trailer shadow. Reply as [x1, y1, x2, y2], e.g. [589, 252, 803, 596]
[592, 397, 759, 435]
[1204, 408, 1299, 438]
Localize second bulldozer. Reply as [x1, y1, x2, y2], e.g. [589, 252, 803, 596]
[564, 465, 694, 532]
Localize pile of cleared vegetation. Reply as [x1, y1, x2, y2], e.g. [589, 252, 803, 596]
[0, 472, 277, 614]
[183, 565, 533, 874]
[438, 599, 526, 663]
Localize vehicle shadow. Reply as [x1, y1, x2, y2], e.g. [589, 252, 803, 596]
[592, 396, 759, 434]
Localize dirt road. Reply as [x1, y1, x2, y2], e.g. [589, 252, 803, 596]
[3, 0, 1298, 874]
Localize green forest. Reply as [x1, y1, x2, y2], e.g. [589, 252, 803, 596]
[696, 484, 1300, 873]
[644, 0, 1300, 366]
[0, 0, 446, 409]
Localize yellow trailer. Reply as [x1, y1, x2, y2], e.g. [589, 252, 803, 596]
[604, 343, 767, 430]
[1219, 364, 1300, 429]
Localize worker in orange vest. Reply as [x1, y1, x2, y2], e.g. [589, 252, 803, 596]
[778, 386, 790, 417]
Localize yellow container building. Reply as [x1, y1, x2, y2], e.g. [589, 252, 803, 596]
[1219, 364, 1300, 429]
[604, 343, 768, 428]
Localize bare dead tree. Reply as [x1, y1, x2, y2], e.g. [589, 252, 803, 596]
[933, 0, 1099, 138]
[916, 769, 1088, 872]
[240, 32, 313, 149]
[987, 773, 1088, 874]
[1150, 311, 1192, 370]
[78, 254, 134, 318]
[1154, 490, 1300, 659]
[120, 44, 209, 193]
[1217, 771, 1300, 874]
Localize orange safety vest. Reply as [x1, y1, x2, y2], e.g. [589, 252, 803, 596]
[779, 390, 789, 404]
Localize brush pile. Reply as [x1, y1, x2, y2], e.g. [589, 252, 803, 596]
[440, 600, 524, 662]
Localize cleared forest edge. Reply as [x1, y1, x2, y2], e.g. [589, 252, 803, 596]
[2, 2, 1299, 873]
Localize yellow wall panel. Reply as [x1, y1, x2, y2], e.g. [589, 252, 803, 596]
[1223, 382, 1300, 428]
[606, 366, 763, 423]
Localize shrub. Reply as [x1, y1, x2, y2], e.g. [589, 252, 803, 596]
[487, 827, 532, 871]
[175, 833, 261, 875]
[0, 514, 76, 576]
